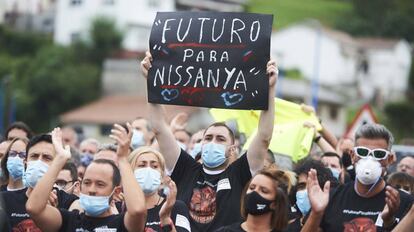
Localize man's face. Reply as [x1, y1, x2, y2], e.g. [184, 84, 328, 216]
[7, 128, 28, 141]
[397, 157, 414, 177]
[321, 156, 342, 172]
[0, 141, 11, 160]
[56, 170, 76, 194]
[351, 138, 391, 169]
[80, 142, 98, 155]
[81, 163, 114, 197]
[27, 141, 56, 165]
[132, 118, 154, 145]
[202, 126, 233, 155]
[297, 173, 307, 191]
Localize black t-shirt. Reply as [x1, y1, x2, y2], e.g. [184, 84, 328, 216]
[56, 189, 79, 210]
[59, 208, 128, 232]
[320, 181, 414, 232]
[0, 188, 41, 231]
[171, 150, 252, 232]
[214, 222, 281, 232]
[145, 199, 191, 232]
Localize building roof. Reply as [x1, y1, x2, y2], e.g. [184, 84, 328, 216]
[60, 95, 200, 124]
[354, 38, 400, 50]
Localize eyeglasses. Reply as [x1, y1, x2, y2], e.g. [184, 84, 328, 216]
[8, 151, 27, 159]
[353, 146, 390, 160]
[55, 179, 74, 189]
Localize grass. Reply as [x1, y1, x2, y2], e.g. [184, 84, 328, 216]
[246, 0, 352, 29]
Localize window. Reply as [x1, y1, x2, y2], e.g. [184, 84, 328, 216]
[70, 0, 82, 6]
[100, 124, 112, 136]
[329, 106, 339, 120]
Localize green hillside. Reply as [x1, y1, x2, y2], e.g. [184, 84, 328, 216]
[246, 0, 352, 29]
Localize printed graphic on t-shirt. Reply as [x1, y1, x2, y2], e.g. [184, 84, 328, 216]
[13, 218, 42, 232]
[343, 217, 376, 232]
[189, 185, 216, 224]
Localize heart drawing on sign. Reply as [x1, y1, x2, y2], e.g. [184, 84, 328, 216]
[161, 89, 179, 101]
[221, 92, 244, 106]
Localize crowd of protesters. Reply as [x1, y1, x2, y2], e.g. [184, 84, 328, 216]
[0, 52, 412, 232]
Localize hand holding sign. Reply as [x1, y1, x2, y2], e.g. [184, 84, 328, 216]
[147, 12, 273, 110]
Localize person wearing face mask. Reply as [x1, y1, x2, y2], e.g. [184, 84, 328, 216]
[142, 52, 278, 231]
[130, 117, 155, 149]
[301, 124, 414, 232]
[285, 159, 338, 232]
[320, 152, 349, 184]
[387, 172, 413, 196]
[0, 138, 28, 192]
[0, 134, 82, 231]
[128, 146, 191, 232]
[215, 168, 290, 232]
[26, 125, 147, 232]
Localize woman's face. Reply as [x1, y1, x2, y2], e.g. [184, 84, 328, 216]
[8, 140, 27, 160]
[246, 174, 276, 201]
[134, 152, 163, 175]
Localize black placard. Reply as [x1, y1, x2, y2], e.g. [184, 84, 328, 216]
[147, 11, 273, 110]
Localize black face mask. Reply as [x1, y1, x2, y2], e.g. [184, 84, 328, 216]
[244, 191, 273, 215]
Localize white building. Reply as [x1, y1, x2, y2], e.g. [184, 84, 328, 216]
[271, 21, 412, 103]
[54, 0, 175, 52]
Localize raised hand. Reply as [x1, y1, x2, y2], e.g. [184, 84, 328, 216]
[109, 123, 133, 159]
[140, 51, 153, 78]
[266, 60, 278, 88]
[381, 186, 400, 225]
[159, 177, 177, 224]
[51, 127, 71, 160]
[307, 168, 330, 214]
[170, 113, 188, 132]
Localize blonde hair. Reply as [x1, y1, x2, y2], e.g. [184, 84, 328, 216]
[128, 146, 166, 176]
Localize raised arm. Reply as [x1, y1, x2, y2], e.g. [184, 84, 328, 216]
[141, 52, 181, 172]
[26, 128, 71, 232]
[301, 169, 330, 232]
[247, 60, 277, 173]
[110, 123, 147, 232]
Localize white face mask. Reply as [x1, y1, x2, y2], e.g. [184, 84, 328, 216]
[355, 157, 382, 185]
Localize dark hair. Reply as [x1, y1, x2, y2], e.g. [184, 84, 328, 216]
[1, 138, 29, 181]
[203, 122, 235, 144]
[63, 162, 78, 182]
[5, 121, 33, 140]
[89, 159, 121, 188]
[321, 152, 343, 168]
[387, 172, 413, 194]
[355, 124, 394, 150]
[174, 129, 192, 139]
[26, 134, 52, 156]
[240, 168, 289, 231]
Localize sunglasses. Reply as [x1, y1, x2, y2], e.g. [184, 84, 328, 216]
[55, 179, 74, 189]
[8, 150, 27, 159]
[353, 146, 390, 160]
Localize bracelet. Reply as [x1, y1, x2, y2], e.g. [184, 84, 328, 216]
[314, 135, 322, 143]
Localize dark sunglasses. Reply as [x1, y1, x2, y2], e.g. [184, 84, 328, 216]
[353, 146, 390, 160]
[55, 179, 74, 189]
[8, 151, 27, 159]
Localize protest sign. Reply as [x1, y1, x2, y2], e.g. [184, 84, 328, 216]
[147, 11, 273, 110]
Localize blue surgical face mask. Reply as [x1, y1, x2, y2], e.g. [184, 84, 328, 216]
[201, 142, 227, 168]
[131, 130, 145, 149]
[330, 168, 341, 180]
[296, 190, 311, 215]
[80, 152, 94, 167]
[79, 192, 113, 217]
[177, 141, 187, 151]
[7, 157, 25, 180]
[134, 167, 161, 195]
[23, 160, 49, 188]
[190, 143, 202, 159]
